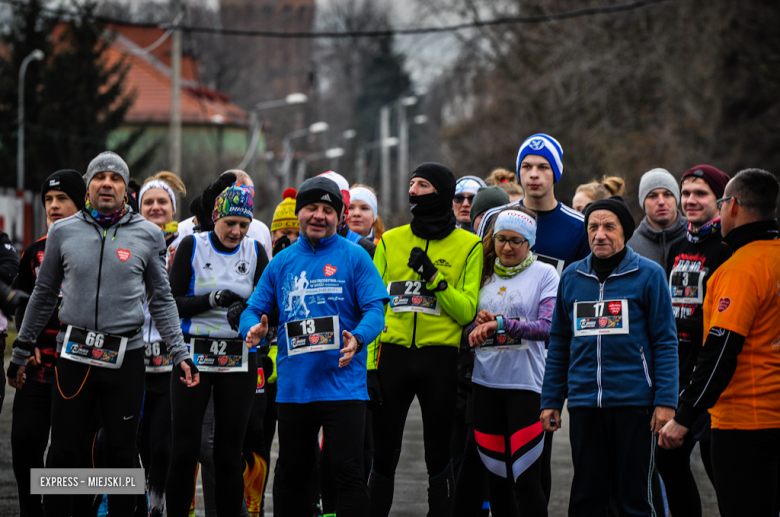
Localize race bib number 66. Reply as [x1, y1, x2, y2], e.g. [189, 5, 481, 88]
[574, 299, 629, 336]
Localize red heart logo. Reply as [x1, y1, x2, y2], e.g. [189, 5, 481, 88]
[153, 356, 162, 366]
[412, 296, 422, 305]
[599, 317, 608, 328]
[497, 334, 506, 344]
[717, 297, 731, 313]
[92, 349, 103, 359]
[37, 250, 45, 264]
[218, 356, 229, 366]
[256, 368, 265, 389]
[608, 302, 621, 315]
[117, 249, 131, 262]
[324, 265, 337, 277]
[309, 334, 320, 345]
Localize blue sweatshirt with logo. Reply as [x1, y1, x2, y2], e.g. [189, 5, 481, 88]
[541, 246, 679, 410]
[239, 234, 388, 403]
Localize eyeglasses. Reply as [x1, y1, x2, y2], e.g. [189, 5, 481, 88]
[453, 195, 475, 204]
[716, 196, 742, 212]
[493, 235, 527, 249]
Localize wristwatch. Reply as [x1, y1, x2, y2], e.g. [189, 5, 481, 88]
[431, 279, 448, 292]
[354, 335, 364, 353]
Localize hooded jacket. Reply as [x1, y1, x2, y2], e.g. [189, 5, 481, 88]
[627, 212, 687, 268]
[11, 210, 189, 366]
[541, 246, 679, 410]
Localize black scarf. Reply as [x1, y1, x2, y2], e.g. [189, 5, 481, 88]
[723, 220, 779, 252]
[409, 162, 457, 240]
[591, 247, 627, 283]
[410, 192, 457, 240]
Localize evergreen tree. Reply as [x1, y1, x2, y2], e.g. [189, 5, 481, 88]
[0, 0, 155, 189]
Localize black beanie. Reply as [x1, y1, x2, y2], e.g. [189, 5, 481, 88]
[583, 195, 636, 241]
[411, 162, 456, 198]
[295, 177, 344, 216]
[41, 170, 86, 211]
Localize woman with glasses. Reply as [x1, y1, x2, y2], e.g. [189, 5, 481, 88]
[454, 176, 487, 233]
[467, 207, 559, 516]
[369, 163, 483, 517]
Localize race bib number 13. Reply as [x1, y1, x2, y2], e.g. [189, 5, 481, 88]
[574, 299, 629, 336]
[285, 316, 340, 356]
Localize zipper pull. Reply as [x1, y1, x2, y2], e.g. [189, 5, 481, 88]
[103, 230, 107, 238]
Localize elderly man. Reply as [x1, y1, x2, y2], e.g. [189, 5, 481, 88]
[541, 195, 679, 516]
[660, 169, 780, 517]
[240, 176, 388, 517]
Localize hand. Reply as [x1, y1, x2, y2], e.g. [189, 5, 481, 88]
[340, 330, 358, 368]
[210, 290, 244, 309]
[196, 173, 238, 232]
[475, 310, 495, 326]
[7, 363, 26, 389]
[26, 347, 42, 367]
[541, 409, 561, 432]
[167, 245, 177, 273]
[407, 247, 438, 284]
[469, 321, 498, 347]
[246, 315, 269, 347]
[0, 282, 30, 315]
[651, 406, 675, 435]
[178, 358, 200, 387]
[272, 235, 292, 257]
[227, 301, 248, 332]
[659, 418, 689, 449]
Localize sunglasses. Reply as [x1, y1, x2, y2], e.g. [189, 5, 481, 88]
[453, 195, 475, 204]
[716, 196, 741, 211]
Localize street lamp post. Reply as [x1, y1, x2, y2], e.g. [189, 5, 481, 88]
[17, 49, 44, 191]
[279, 121, 329, 189]
[356, 137, 399, 185]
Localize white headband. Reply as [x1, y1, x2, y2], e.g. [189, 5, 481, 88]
[455, 178, 483, 196]
[139, 180, 177, 213]
[494, 210, 537, 249]
[349, 187, 378, 221]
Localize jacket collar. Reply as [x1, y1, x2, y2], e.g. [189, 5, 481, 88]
[576, 245, 640, 278]
[635, 211, 687, 242]
[297, 232, 340, 254]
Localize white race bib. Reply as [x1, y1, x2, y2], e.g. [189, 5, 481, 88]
[387, 281, 441, 316]
[669, 270, 705, 305]
[61, 325, 128, 369]
[144, 341, 174, 373]
[190, 337, 248, 373]
[573, 299, 629, 336]
[285, 316, 340, 356]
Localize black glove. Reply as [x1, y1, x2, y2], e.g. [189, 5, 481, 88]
[210, 290, 244, 309]
[272, 235, 292, 257]
[367, 369, 383, 408]
[196, 173, 238, 232]
[227, 301, 248, 332]
[407, 247, 438, 282]
[0, 282, 30, 315]
[6, 362, 20, 381]
[179, 358, 199, 379]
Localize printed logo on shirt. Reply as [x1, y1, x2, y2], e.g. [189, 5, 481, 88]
[37, 250, 44, 264]
[283, 269, 345, 320]
[236, 260, 249, 275]
[4, 243, 13, 251]
[717, 297, 731, 313]
[324, 264, 337, 277]
[433, 259, 451, 268]
[117, 249, 131, 262]
[203, 263, 213, 270]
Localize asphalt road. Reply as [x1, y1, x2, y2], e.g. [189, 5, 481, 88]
[0, 391, 719, 516]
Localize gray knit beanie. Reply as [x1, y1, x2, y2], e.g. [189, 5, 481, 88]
[638, 168, 679, 212]
[470, 186, 510, 227]
[85, 151, 130, 186]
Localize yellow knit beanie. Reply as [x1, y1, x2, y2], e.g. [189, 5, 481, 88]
[271, 188, 299, 231]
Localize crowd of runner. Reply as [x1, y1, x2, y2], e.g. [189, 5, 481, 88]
[0, 132, 777, 517]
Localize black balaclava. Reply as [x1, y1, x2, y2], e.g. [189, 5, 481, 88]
[409, 162, 457, 240]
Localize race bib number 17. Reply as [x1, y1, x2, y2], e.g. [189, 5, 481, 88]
[574, 299, 629, 336]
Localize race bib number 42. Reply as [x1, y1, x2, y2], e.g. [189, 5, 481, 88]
[190, 337, 248, 373]
[574, 299, 629, 336]
[61, 326, 127, 369]
[285, 316, 340, 356]
[387, 281, 441, 315]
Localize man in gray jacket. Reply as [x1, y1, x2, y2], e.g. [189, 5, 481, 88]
[627, 168, 688, 268]
[7, 152, 198, 517]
